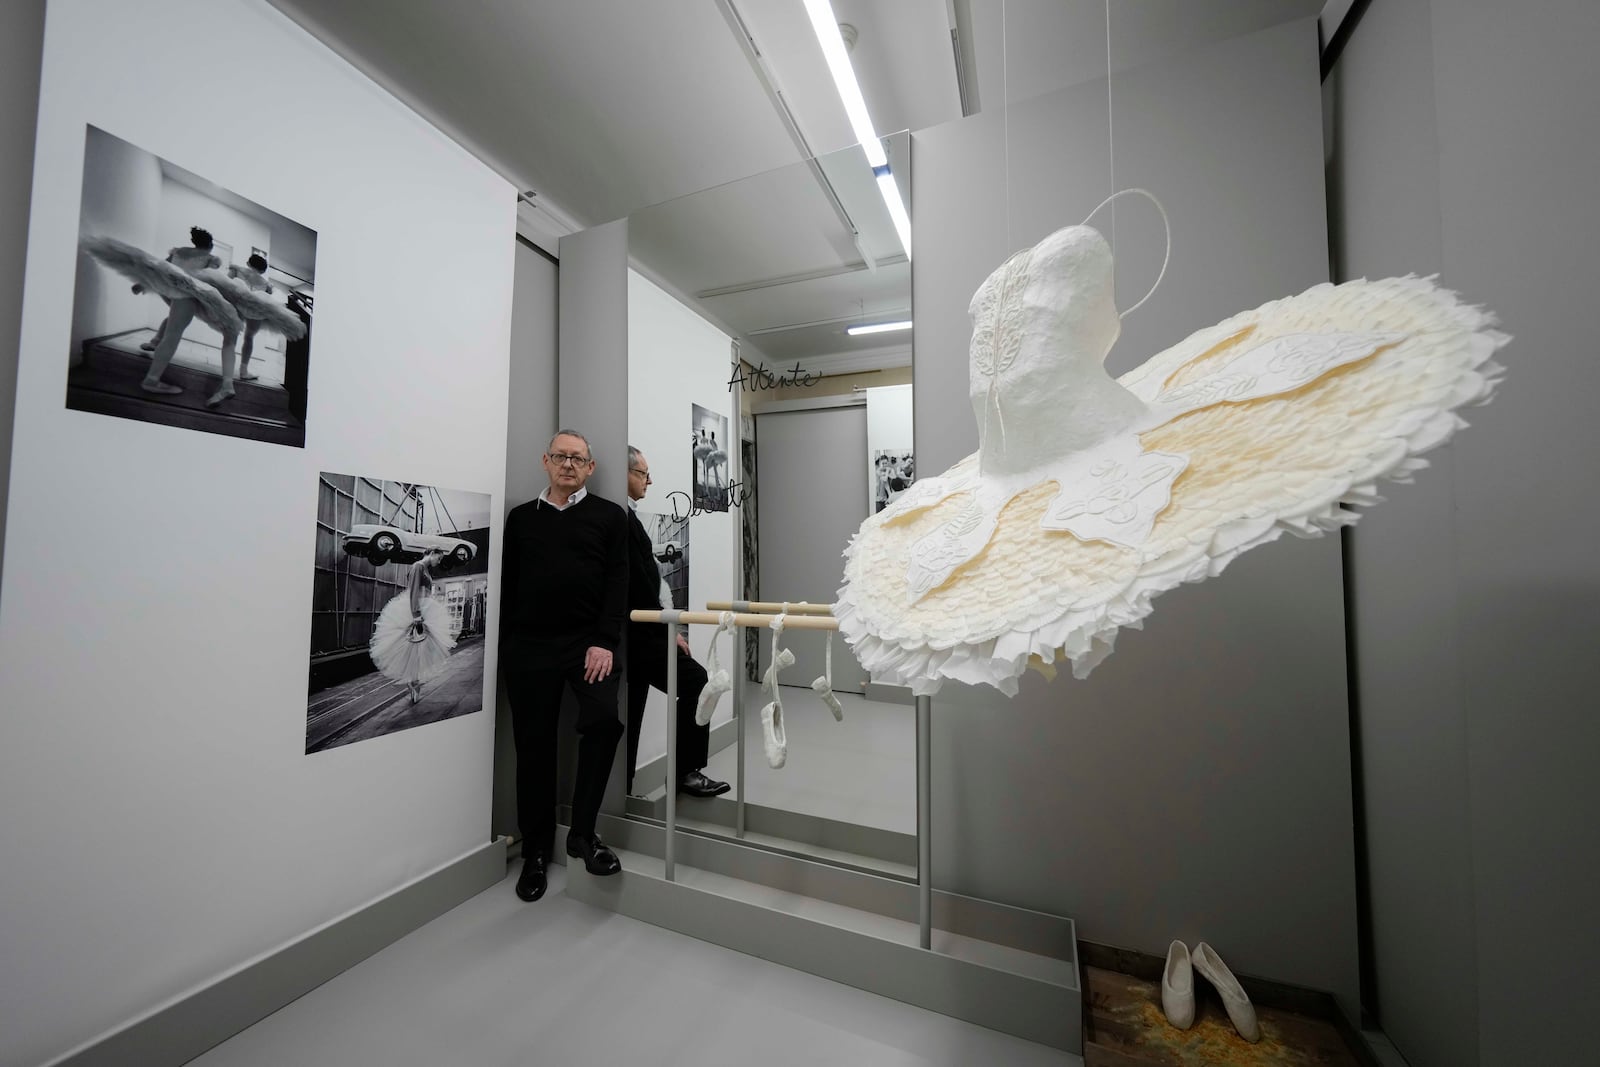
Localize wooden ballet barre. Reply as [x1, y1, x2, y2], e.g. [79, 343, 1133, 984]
[629, 609, 838, 631]
[704, 599, 833, 616]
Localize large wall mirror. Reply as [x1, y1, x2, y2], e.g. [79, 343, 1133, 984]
[624, 131, 915, 879]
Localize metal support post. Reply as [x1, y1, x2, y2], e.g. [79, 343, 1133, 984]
[916, 694, 932, 950]
[663, 610, 679, 882]
[732, 600, 751, 836]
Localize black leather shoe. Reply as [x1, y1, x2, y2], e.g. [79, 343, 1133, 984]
[565, 832, 622, 876]
[515, 853, 547, 902]
[678, 770, 731, 798]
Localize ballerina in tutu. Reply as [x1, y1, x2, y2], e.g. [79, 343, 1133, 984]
[138, 226, 222, 354]
[227, 252, 274, 382]
[369, 547, 457, 705]
[191, 256, 304, 406]
[83, 226, 241, 397]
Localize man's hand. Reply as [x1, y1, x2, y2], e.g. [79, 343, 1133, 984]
[583, 646, 614, 683]
[676, 633, 692, 656]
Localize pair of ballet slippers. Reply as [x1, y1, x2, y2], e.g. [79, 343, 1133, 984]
[1161, 940, 1260, 1042]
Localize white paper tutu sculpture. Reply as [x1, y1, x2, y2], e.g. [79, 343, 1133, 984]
[835, 207, 1506, 697]
[370, 595, 456, 686]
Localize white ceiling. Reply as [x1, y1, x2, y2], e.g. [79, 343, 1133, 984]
[266, 0, 1324, 370]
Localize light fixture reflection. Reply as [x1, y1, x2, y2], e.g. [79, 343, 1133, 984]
[876, 170, 912, 258]
[847, 320, 913, 336]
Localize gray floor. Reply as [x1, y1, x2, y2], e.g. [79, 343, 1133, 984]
[702, 688, 917, 834]
[192, 864, 1083, 1067]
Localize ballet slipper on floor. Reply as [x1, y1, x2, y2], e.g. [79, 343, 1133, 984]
[140, 379, 181, 395]
[811, 676, 845, 721]
[1192, 942, 1260, 1042]
[206, 386, 235, 407]
[761, 701, 787, 768]
[1160, 940, 1195, 1029]
[696, 668, 731, 726]
[237, 371, 260, 381]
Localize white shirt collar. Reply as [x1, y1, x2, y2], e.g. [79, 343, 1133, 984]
[537, 485, 588, 511]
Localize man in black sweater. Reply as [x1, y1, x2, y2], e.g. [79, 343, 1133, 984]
[501, 429, 628, 902]
[624, 446, 730, 799]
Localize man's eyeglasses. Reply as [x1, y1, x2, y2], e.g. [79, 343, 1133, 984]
[547, 452, 591, 467]
[629, 467, 652, 483]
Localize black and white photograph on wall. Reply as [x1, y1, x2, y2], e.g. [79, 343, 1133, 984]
[638, 510, 689, 610]
[306, 473, 491, 754]
[691, 402, 731, 512]
[69, 124, 317, 448]
[873, 449, 915, 513]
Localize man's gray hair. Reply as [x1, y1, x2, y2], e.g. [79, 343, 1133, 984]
[547, 428, 591, 458]
[627, 445, 642, 467]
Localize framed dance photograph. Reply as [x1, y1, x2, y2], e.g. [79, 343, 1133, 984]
[306, 473, 492, 754]
[872, 449, 915, 513]
[691, 402, 730, 512]
[638, 509, 689, 610]
[69, 124, 317, 447]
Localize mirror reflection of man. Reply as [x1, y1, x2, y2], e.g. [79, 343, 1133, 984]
[626, 446, 730, 800]
[501, 429, 628, 903]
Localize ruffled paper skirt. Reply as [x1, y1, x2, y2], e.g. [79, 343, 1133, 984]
[370, 595, 456, 685]
[837, 275, 1507, 695]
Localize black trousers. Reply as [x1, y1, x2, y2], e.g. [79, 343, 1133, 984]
[504, 660, 623, 859]
[625, 625, 710, 794]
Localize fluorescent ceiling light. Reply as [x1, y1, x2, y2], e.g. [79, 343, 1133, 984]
[802, 0, 887, 168]
[847, 320, 913, 336]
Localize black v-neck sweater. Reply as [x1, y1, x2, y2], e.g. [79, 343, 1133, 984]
[501, 492, 628, 667]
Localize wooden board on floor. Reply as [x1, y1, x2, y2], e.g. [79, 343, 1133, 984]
[1084, 966, 1361, 1067]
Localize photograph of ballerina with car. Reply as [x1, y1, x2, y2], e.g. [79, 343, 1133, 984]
[306, 474, 491, 754]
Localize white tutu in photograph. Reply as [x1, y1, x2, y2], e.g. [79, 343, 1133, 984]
[369, 595, 455, 685]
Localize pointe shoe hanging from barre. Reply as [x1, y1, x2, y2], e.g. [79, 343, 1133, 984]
[1192, 941, 1260, 1042]
[1160, 940, 1195, 1029]
[695, 612, 735, 726]
[810, 627, 845, 722]
[697, 667, 731, 726]
[761, 700, 787, 769]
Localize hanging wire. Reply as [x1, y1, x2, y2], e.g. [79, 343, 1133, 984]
[1105, 0, 1116, 253]
[1003, 0, 1011, 252]
[1081, 188, 1171, 317]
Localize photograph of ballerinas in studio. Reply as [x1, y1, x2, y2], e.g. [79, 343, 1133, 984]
[68, 124, 316, 447]
[305, 473, 492, 755]
[691, 402, 730, 513]
[873, 449, 915, 513]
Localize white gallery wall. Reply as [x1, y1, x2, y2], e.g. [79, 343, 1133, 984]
[1329, 1, 1600, 1064]
[0, 2, 514, 1064]
[627, 269, 737, 767]
[913, 16, 1359, 1012]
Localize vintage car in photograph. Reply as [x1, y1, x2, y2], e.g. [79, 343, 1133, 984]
[652, 538, 684, 563]
[342, 524, 476, 567]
